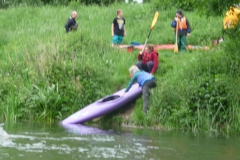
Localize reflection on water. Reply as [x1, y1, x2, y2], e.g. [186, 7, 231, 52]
[0, 122, 240, 160]
[61, 123, 115, 135]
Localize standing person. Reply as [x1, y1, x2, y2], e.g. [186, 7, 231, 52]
[111, 9, 126, 47]
[65, 11, 78, 33]
[171, 10, 191, 51]
[136, 45, 159, 75]
[122, 65, 156, 113]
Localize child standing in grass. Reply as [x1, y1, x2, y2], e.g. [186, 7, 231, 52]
[111, 9, 126, 47]
[121, 65, 156, 113]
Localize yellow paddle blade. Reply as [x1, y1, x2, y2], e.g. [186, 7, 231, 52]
[174, 45, 178, 53]
[150, 11, 159, 30]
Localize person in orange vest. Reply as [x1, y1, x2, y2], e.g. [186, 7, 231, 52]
[223, 4, 240, 30]
[171, 10, 191, 51]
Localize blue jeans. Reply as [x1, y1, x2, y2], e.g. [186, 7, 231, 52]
[136, 61, 154, 73]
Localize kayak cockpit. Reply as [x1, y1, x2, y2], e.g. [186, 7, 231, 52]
[99, 95, 120, 103]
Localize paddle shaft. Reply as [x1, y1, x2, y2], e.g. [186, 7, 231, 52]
[175, 22, 178, 44]
[174, 21, 178, 53]
[140, 11, 159, 53]
[141, 29, 153, 53]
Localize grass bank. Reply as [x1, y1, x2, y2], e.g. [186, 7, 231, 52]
[0, 3, 240, 134]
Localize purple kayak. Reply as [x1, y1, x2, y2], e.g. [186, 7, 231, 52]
[61, 83, 142, 125]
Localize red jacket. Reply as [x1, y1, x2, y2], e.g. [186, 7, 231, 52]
[137, 50, 159, 74]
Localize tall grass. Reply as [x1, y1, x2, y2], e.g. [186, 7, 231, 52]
[0, 2, 240, 134]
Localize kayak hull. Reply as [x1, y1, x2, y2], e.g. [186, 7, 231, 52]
[134, 44, 175, 51]
[61, 83, 142, 125]
[134, 44, 209, 51]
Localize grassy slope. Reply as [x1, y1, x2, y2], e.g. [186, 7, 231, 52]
[2, 3, 239, 133]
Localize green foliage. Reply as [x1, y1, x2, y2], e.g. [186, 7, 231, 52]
[152, 0, 196, 11]
[186, 76, 228, 129]
[80, 0, 119, 6]
[19, 84, 68, 122]
[3, 0, 43, 6]
[152, 0, 240, 16]
[148, 48, 240, 133]
[195, 0, 240, 16]
[1, 2, 240, 134]
[131, 99, 145, 126]
[1, 0, 120, 7]
[0, 30, 8, 49]
[0, 81, 20, 122]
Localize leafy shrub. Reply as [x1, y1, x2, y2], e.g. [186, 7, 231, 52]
[186, 76, 228, 129]
[1, 0, 121, 7]
[152, 0, 195, 11]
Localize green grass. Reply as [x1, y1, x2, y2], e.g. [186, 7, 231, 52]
[0, 2, 240, 135]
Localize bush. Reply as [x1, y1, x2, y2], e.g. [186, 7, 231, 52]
[152, 0, 195, 11]
[1, 0, 121, 7]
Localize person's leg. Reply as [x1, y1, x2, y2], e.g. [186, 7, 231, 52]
[142, 80, 157, 113]
[117, 36, 123, 45]
[142, 64, 149, 72]
[136, 62, 148, 72]
[112, 35, 118, 47]
[147, 61, 154, 73]
[177, 35, 181, 51]
[136, 61, 144, 70]
[180, 35, 187, 51]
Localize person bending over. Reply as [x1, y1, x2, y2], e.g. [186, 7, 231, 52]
[122, 65, 156, 113]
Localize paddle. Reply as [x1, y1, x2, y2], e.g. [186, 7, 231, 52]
[141, 11, 159, 53]
[174, 20, 178, 53]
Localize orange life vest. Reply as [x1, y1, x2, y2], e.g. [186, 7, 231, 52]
[223, 6, 240, 29]
[175, 17, 188, 30]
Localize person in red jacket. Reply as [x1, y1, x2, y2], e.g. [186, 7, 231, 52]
[136, 45, 159, 75]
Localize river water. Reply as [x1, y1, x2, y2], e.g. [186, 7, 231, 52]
[0, 122, 240, 160]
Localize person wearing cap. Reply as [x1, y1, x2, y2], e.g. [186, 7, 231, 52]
[121, 65, 157, 113]
[65, 11, 78, 33]
[171, 10, 191, 51]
